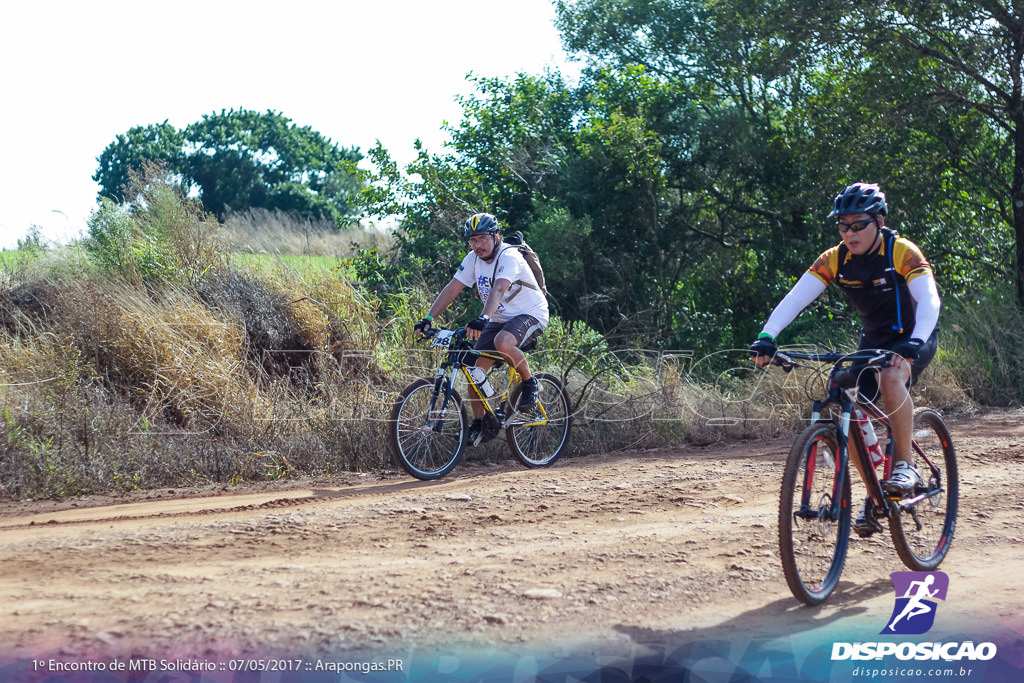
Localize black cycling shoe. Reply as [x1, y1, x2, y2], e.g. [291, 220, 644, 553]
[853, 496, 883, 538]
[468, 416, 499, 447]
[517, 378, 540, 413]
[480, 413, 500, 442]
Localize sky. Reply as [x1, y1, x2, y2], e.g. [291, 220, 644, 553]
[0, 0, 579, 250]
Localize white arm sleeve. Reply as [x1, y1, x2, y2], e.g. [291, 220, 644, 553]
[908, 273, 941, 341]
[760, 273, 827, 339]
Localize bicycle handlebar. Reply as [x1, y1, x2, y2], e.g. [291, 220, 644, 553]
[418, 326, 465, 339]
[771, 348, 895, 372]
[767, 348, 898, 398]
[418, 326, 473, 348]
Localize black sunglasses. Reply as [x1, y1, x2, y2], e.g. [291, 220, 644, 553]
[836, 217, 875, 234]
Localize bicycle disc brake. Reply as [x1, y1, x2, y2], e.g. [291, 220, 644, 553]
[816, 493, 835, 537]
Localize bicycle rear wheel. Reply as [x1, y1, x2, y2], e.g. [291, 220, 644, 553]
[888, 408, 958, 570]
[778, 422, 851, 605]
[505, 373, 573, 467]
[389, 378, 468, 480]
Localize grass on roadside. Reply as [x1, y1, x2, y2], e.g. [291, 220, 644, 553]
[0, 176, 991, 499]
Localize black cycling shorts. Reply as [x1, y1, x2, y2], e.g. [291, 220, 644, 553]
[475, 314, 544, 354]
[856, 329, 938, 403]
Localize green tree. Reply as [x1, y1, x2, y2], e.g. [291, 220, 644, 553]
[94, 109, 364, 224]
[357, 73, 582, 291]
[553, 0, 841, 343]
[94, 121, 186, 202]
[557, 0, 1024, 305]
[361, 0, 1019, 351]
[854, 1, 1024, 304]
[555, 0, 1021, 343]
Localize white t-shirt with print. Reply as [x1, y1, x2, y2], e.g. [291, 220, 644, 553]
[453, 245, 549, 325]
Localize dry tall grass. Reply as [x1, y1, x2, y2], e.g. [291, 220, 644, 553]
[939, 294, 1024, 407]
[222, 208, 389, 256]
[0, 183, 979, 499]
[0, 262, 977, 498]
[0, 268, 397, 498]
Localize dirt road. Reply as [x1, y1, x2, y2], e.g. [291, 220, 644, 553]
[1, 409, 1022, 675]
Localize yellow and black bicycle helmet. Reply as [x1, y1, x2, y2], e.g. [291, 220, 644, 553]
[463, 213, 500, 237]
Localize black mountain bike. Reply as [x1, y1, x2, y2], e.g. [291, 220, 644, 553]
[388, 327, 573, 480]
[771, 349, 958, 605]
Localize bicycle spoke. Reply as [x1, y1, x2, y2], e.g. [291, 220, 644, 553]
[779, 423, 850, 605]
[506, 373, 572, 468]
[889, 409, 958, 570]
[389, 379, 467, 480]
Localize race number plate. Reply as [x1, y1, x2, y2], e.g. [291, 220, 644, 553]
[430, 330, 455, 349]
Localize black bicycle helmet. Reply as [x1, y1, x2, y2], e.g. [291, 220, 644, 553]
[463, 212, 500, 238]
[828, 183, 888, 217]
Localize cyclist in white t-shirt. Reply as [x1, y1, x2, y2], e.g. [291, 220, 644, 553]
[414, 213, 549, 446]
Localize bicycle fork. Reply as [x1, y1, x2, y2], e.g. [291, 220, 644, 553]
[426, 370, 455, 433]
[795, 401, 846, 524]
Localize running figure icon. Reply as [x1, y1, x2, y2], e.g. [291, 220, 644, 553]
[882, 571, 949, 635]
[888, 575, 938, 630]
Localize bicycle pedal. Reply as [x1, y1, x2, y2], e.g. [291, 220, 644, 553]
[853, 518, 883, 537]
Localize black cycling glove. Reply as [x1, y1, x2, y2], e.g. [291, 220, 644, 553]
[414, 317, 433, 335]
[466, 315, 491, 332]
[891, 338, 923, 360]
[749, 335, 776, 359]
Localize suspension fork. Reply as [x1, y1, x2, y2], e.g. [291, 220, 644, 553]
[814, 397, 867, 523]
[429, 365, 457, 433]
[797, 399, 832, 517]
[831, 402, 865, 521]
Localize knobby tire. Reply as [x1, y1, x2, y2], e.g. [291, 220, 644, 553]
[778, 422, 851, 605]
[888, 408, 959, 571]
[389, 378, 468, 480]
[505, 373, 573, 468]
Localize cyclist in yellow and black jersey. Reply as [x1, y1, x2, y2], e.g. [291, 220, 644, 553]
[749, 184, 942, 530]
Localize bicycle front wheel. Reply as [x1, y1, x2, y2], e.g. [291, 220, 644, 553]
[505, 373, 573, 467]
[389, 378, 468, 480]
[778, 422, 851, 605]
[888, 408, 958, 570]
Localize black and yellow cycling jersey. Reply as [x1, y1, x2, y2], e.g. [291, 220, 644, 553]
[807, 227, 933, 344]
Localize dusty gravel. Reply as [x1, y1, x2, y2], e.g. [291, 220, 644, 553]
[1, 409, 1022, 665]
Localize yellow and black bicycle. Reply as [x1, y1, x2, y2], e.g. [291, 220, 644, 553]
[388, 327, 573, 480]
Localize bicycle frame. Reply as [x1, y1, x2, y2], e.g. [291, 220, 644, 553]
[426, 328, 550, 431]
[781, 351, 946, 526]
[775, 348, 957, 603]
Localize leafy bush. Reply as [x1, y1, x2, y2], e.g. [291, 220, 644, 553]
[84, 199, 141, 280]
[85, 170, 225, 285]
